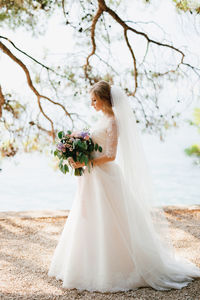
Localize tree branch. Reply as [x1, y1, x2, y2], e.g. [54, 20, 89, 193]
[0, 41, 72, 140]
[95, 0, 188, 94]
[124, 28, 138, 95]
[29, 121, 52, 135]
[99, 0, 185, 61]
[0, 85, 5, 118]
[84, 5, 104, 82]
[0, 36, 67, 79]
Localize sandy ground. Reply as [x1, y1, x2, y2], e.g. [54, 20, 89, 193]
[0, 206, 200, 300]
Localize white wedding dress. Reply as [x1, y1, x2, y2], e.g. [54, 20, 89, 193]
[48, 110, 200, 292]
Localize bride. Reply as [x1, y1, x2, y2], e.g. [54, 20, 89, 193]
[48, 80, 200, 292]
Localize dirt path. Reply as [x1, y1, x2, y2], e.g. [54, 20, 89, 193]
[0, 207, 200, 300]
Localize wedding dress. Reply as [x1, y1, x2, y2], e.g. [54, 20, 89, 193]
[48, 86, 200, 292]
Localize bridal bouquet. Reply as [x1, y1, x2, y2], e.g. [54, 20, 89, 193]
[54, 130, 102, 176]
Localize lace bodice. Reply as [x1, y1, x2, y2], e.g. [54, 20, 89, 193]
[91, 114, 118, 159]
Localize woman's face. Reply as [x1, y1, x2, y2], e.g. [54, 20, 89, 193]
[90, 92, 104, 112]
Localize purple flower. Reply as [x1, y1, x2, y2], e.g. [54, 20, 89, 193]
[57, 142, 66, 152]
[80, 131, 89, 138]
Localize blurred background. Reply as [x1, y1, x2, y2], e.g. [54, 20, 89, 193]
[0, 0, 200, 211]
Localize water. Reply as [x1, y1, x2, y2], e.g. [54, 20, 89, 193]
[0, 125, 199, 211]
[143, 129, 200, 206]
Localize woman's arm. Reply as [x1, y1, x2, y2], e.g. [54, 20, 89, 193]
[70, 118, 118, 169]
[90, 155, 115, 167]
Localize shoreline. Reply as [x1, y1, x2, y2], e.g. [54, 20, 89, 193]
[0, 205, 200, 299]
[0, 204, 199, 220]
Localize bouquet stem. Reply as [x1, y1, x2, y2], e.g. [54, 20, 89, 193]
[74, 167, 84, 176]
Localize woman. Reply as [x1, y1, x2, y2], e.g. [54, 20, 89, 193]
[48, 81, 200, 292]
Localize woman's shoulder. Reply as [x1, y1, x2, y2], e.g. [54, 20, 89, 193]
[90, 114, 117, 135]
[104, 115, 118, 140]
[106, 115, 117, 129]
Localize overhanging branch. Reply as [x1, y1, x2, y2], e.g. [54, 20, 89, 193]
[0, 41, 72, 140]
[0, 85, 5, 118]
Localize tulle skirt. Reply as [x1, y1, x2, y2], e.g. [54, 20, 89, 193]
[48, 162, 200, 292]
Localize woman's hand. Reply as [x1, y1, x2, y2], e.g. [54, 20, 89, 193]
[68, 157, 85, 169]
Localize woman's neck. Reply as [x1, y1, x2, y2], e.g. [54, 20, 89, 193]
[102, 109, 114, 118]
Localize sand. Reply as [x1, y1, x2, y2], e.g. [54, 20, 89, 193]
[0, 206, 200, 300]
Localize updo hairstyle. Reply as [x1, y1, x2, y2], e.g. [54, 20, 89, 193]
[89, 80, 112, 107]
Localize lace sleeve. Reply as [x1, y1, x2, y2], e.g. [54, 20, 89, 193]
[105, 118, 118, 158]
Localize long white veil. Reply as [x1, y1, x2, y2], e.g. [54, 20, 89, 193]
[110, 85, 200, 290]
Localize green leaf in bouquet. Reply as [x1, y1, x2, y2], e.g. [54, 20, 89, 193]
[59, 158, 63, 168]
[54, 150, 58, 156]
[73, 140, 79, 148]
[61, 166, 65, 174]
[83, 154, 89, 166]
[63, 152, 69, 160]
[58, 131, 64, 139]
[79, 153, 85, 163]
[63, 164, 69, 174]
[77, 140, 87, 150]
[83, 141, 88, 150]
[88, 143, 94, 152]
[57, 152, 62, 159]
[74, 168, 80, 176]
[77, 152, 82, 162]
[67, 130, 72, 135]
[74, 167, 84, 176]
[98, 146, 102, 152]
[94, 143, 98, 151]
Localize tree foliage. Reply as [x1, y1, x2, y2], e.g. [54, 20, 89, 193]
[0, 0, 59, 33]
[185, 108, 200, 162]
[173, 0, 200, 14]
[0, 0, 200, 158]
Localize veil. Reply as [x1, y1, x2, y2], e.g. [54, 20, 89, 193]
[110, 85, 200, 290]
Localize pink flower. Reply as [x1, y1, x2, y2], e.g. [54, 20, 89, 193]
[71, 131, 81, 138]
[84, 135, 90, 140]
[65, 143, 71, 148]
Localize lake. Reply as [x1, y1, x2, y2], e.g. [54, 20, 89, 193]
[0, 124, 199, 211]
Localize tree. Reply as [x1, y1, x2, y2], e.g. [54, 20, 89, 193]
[185, 108, 200, 163]
[0, 0, 200, 157]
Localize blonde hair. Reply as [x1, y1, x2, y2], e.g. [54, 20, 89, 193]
[90, 80, 112, 107]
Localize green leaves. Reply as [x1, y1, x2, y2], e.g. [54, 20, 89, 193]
[173, 0, 200, 14]
[58, 131, 64, 139]
[63, 164, 69, 173]
[94, 143, 102, 152]
[193, 108, 200, 126]
[74, 168, 84, 176]
[59, 158, 69, 174]
[54, 150, 62, 159]
[78, 153, 89, 165]
[83, 155, 89, 166]
[77, 140, 88, 150]
[55, 128, 103, 176]
[185, 145, 200, 157]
